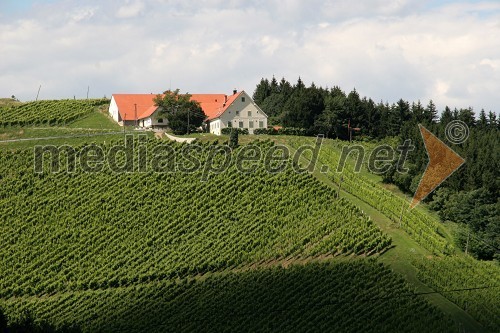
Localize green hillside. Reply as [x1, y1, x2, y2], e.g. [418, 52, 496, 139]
[0, 139, 389, 298]
[1, 261, 454, 333]
[283, 136, 500, 332]
[0, 99, 497, 332]
[0, 99, 109, 127]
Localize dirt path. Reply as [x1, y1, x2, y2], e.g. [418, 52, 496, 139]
[164, 133, 197, 143]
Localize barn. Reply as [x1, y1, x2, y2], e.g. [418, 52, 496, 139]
[108, 90, 268, 135]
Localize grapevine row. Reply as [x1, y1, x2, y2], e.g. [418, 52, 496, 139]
[0, 261, 455, 333]
[0, 99, 109, 127]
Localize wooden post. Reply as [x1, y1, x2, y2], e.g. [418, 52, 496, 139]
[399, 200, 405, 227]
[124, 113, 126, 140]
[338, 176, 343, 198]
[36, 85, 41, 101]
[465, 228, 470, 255]
[348, 119, 352, 143]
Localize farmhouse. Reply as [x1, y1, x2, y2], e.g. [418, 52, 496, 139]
[108, 90, 267, 135]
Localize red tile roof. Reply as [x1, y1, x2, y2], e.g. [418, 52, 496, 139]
[112, 91, 242, 121]
[112, 94, 158, 121]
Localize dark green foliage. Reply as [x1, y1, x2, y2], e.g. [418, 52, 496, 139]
[229, 128, 238, 148]
[0, 308, 6, 331]
[385, 122, 499, 260]
[0, 308, 81, 333]
[282, 86, 324, 130]
[154, 89, 206, 135]
[254, 76, 497, 261]
[438, 188, 499, 260]
[252, 78, 498, 261]
[221, 127, 248, 135]
[253, 127, 307, 136]
[0, 261, 456, 333]
[414, 256, 500, 332]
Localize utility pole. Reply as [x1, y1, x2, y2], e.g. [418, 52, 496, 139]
[36, 85, 41, 101]
[187, 108, 190, 134]
[124, 113, 126, 140]
[465, 228, 470, 255]
[87, 86, 90, 100]
[134, 104, 138, 128]
[348, 119, 352, 143]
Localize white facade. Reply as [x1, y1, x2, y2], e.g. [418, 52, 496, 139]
[209, 119, 223, 136]
[141, 109, 167, 128]
[209, 91, 267, 135]
[109, 96, 121, 123]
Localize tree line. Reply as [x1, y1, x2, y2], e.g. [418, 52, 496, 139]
[253, 76, 499, 261]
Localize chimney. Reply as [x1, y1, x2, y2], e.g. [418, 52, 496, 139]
[233, 89, 237, 95]
[224, 95, 227, 103]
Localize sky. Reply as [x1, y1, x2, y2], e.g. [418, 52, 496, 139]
[0, 0, 499, 113]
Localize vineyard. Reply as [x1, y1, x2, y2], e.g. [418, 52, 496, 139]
[413, 256, 500, 332]
[0, 261, 455, 333]
[0, 134, 497, 331]
[0, 139, 390, 297]
[285, 136, 500, 332]
[286, 137, 453, 255]
[0, 99, 109, 127]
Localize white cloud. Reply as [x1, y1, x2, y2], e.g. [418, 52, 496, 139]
[69, 7, 96, 22]
[116, 1, 144, 19]
[0, 0, 499, 114]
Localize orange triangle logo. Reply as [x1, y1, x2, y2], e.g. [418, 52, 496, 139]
[410, 124, 465, 209]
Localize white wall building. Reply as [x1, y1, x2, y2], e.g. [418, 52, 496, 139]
[206, 91, 267, 135]
[109, 90, 267, 135]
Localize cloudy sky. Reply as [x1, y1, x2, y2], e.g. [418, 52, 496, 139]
[0, 0, 499, 113]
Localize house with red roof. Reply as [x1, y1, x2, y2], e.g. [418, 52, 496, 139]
[108, 90, 267, 135]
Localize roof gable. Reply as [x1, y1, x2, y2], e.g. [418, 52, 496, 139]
[112, 94, 158, 121]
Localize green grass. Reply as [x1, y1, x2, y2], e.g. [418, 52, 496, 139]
[0, 128, 146, 150]
[0, 98, 22, 107]
[68, 110, 120, 130]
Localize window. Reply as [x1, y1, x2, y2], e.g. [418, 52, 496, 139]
[239, 121, 244, 128]
[236, 110, 239, 116]
[157, 118, 164, 123]
[259, 121, 264, 128]
[249, 121, 254, 128]
[227, 121, 232, 128]
[241, 97, 246, 102]
[248, 111, 252, 117]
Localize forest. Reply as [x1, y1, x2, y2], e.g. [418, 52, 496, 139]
[253, 77, 499, 261]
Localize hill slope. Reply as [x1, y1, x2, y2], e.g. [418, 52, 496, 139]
[0, 138, 461, 331]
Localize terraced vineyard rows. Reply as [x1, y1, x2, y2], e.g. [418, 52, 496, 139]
[287, 137, 453, 255]
[0, 261, 456, 333]
[413, 256, 500, 332]
[286, 136, 499, 332]
[0, 99, 109, 127]
[0, 139, 390, 299]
